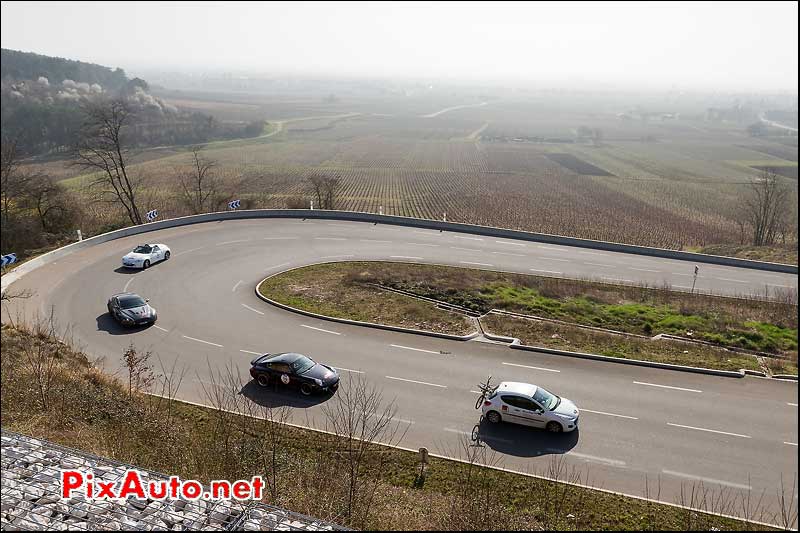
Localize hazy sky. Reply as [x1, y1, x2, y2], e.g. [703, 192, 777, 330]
[1, 1, 797, 91]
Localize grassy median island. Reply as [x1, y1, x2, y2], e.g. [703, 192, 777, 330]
[258, 261, 798, 374]
[1, 322, 784, 530]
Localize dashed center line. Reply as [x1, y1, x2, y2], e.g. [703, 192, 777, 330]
[262, 237, 298, 240]
[718, 277, 748, 283]
[661, 470, 751, 490]
[581, 409, 638, 420]
[241, 303, 264, 315]
[182, 335, 223, 348]
[391, 255, 423, 260]
[232, 280, 243, 292]
[123, 278, 135, 292]
[585, 262, 613, 268]
[667, 423, 750, 439]
[217, 239, 250, 246]
[785, 442, 798, 446]
[173, 246, 203, 257]
[566, 452, 626, 467]
[788, 403, 798, 407]
[451, 247, 482, 253]
[240, 349, 262, 355]
[492, 251, 526, 257]
[386, 376, 447, 388]
[153, 325, 169, 333]
[629, 268, 661, 273]
[577, 250, 604, 256]
[530, 269, 562, 274]
[390, 344, 441, 354]
[454, 236, 484, 241]
[314, 237, 347, 241]
[460, 261, 493, 267]
[502, 362, 560, 373]
[405, 242, 439, 247]
[495, 240, 525, 246]
[334, 367, 364, 374]
[540, 257, 570, 262]
[633, 381, 702, 393]
[301, 324, 341, 335]
[360, 239, 392, 243]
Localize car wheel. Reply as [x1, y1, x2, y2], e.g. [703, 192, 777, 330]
[546, 421, 563, 433]
[300, 383, 314, 396]
[143, 260, 150, 269]
[485, 410, 502, 424]
[164, 251, 170, 260]
[256, 375, 270, 387]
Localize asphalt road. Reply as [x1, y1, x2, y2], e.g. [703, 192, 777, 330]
[4, 219, 798, 524]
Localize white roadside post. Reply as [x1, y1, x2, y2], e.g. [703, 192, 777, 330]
[310, 199, 314, 210]
[443, 211, 447, 222]
[379, 205, 383, 215]
[77, 229, 82, 242]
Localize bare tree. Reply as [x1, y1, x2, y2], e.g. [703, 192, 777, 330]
[739, 170, 792, 246]
[307, 175, 340, 210]
[19, 309, 62, 411]
[178, 146, 219, 214]
[27, 174, 71, 232]
[121, 343, 156, 399]
[73, 99, 144, 225]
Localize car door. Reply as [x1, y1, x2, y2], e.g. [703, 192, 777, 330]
[151, 245, 162, 262]
[500, 395, 536, 427]
[110, 297, 122, 319]
[517, 398, 549, 428]
[270, 362, 293, 387]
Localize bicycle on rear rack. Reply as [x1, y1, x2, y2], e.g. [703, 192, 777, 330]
[471, 376, 498, 445]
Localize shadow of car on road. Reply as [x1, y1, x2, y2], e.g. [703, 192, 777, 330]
[113, 266, 141, 275]
[474, 419, 579, 457]
[240, 380, 333, 409]
[96, 313, 154, 335]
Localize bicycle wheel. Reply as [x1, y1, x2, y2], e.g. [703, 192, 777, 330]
[475, 394, 486, 410]
[471, 423, 481, 443]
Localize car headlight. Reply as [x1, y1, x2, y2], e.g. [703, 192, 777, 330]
[557, 414, 576, 421]
[314, 378, 323, 386]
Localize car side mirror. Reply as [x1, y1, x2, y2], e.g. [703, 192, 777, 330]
[145, 298, 150, 302]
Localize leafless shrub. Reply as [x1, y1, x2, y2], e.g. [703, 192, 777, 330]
[121, 343, 156, 399]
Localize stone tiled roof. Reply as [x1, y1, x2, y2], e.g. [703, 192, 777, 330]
[1, 430, 347, 531]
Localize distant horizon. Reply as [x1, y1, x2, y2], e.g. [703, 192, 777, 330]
[2, 2, 797, 94]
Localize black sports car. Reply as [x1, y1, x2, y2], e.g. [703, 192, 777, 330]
[249, 352, 340, 395]
[107, 292, 157, 327]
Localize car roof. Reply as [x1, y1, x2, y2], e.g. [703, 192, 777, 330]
[497, 381, 538, 397]
[265, 352, 310, 364]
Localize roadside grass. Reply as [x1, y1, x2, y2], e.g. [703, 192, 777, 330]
[0, 322, 784, 531]
[693, 244, 798, 266]
[260, 261, 798, 361]
[480, 314, 762, 372]
[257, 263, 475, 335]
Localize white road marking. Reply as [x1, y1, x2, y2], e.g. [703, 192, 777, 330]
[359, 239, 392, 243]
[530, 269, 562, 274]
[263, 236, 298, 240]
[240, 349, 262, 355]
[182, 335, 223, 347]
[326, 223, 353, 228]
[414, 230, 435, 235]
[443, 428, 513, 444]
[390, 344, 441, 354]
[391, 255, 423, 260]
[666, 423, 750, 439]
[217, 239, 250, 246]
[232, 280, 243, 292]
[174, 246, 203, 257]
[405, 242, 439, 247]
[470, 390, 483, 395]
[492, 251, 526, 257]
[502, 362, 560, 373]
[454, 236, 484, 241]
[460, 261, 493, 267]
[585, 262, 613, 268]
[767, 283, 795, 288]
[241, 303, 265, 315]
[785, 442, 798, 446]
[577, 250, 604, 256]
[153, 325, 169, 333]
[321, 255, 355, 259]
[123, 278, 134, 292]
[629, 268, 662, 273]
[368, 413, 415, 425]
[451, 247, 482, 253]
[314, 237, 347, 241]
[633, 381, 702, 393]
[788, 403, 798, 407]
[670, 272, 694, 277]
[602, 277, 636, 283]
[718, 277, 748, 283]
[581, 409, 638, 420]
[495, 240, 525, 246]
[567, 452, 626, 467]
[661, 470, 752, 491]
[334, 367, 364, 374]
[386, 375, 447, 388]
[301, 324, 341, 335]
[266, 262, 291, 271]
[541, 257, 570, 262]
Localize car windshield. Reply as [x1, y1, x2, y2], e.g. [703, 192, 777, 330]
[119, 296, 146, 309]
[533, 387, 560, 410]
[291, 355, 315, 374]
[133, 245, 152, 254]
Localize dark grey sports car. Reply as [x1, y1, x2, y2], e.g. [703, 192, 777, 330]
[107, 293, 157, 327]
[249, 352, 340, 395]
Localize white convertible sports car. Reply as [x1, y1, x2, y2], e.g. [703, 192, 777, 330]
[121, 243, 171, 269]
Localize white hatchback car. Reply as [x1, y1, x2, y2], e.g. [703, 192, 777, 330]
[481, 381, 580, 433]
[122, 243, 171, 269]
